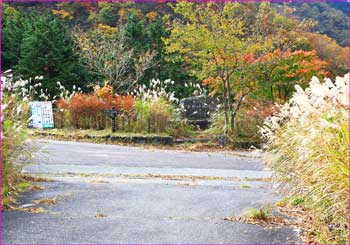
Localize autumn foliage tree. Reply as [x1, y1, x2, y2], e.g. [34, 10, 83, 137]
[305, 33, 350, 77]
[255, 49, 328, 101]
[165, 2, 273, 136]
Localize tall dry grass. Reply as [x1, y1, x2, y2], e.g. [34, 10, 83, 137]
[261, 74, 349, 243]
[1, 73, 37, 204]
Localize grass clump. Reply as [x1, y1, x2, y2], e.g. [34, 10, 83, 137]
[261, 74, 350, 244]
[33, 198, 57, 205]
[275, 197, 290, 207]
[290, 197, 305, 207]
[16, 182, 32, 192]
[244, 207, 270, 220]
[1, 73, 39, 208]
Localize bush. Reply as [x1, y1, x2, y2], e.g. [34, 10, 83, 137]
[235, 101, 273, 139]
[55, 92, 135, 130]
[244, 207, 270, 220]
[261, 74, 349, 243]
[53, 78, 194, 136]
[68, 93, 105, 129]
[206, 100, 273, 144]
[54, 91, 182, 134]
[132, 97, 179, 134]
[149, 98, 176, 133]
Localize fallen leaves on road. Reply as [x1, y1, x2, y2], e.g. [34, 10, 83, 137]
[176, 181, 196, 186]
[73, 172, 244, 182]
[277, 206, 318, 244]
[243, 177, 272, 182]
[95, 213, 107, 218]
[5, 206, 48, 213]
[223, 216, 287, 227]
[142, 142, 237, 153]
[30, 193, 72, 207]
[22, 175, 51, 182]
[2, 203, 18, 211]
[28, 185, 45, 191]
[123, 173, 241, 182]
[33, 198, 57, 205]
[90, 179, 110, 184]
[224, 205, 318, 244]
[22, 207, 47, 213]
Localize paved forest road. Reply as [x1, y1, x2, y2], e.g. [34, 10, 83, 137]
[3, 139, 299, 244]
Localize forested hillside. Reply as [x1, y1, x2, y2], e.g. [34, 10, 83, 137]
[3, 0, 349, 140]
[3, 2, 349, 95]
[5, 1, 349, 45]
[290, 2, 349, 46]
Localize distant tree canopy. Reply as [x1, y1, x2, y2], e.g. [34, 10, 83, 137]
[165, 2, 329, 133]
[2, 1, 348, 100]
[2, 4, 24, 71]
[124, 12, 197, 98]
[291, 2, 349, 47]
[305, 33, 350, 77]
[6, 12, 91, 96]
[326, 1, 349, 14]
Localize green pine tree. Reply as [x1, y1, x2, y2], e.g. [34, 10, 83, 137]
[124, 13, 196, 98]
[15, 14, 89, 97]
[2, 4, 25, 71]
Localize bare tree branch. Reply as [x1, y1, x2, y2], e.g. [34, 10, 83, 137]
[74, 27, 154, 93]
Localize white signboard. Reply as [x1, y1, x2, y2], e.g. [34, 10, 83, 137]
[29, 101, 54, 129]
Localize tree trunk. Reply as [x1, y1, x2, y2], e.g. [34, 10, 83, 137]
[225, 78, 234, 133]
[221, 78, 229, 136]
[231, 92, 246, 135]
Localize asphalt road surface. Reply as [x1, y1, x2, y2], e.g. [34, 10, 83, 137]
[2, 139, 299, 244]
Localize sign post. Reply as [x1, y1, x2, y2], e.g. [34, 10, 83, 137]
[29, 101, 54, 129]
[101, 106, 123, 133]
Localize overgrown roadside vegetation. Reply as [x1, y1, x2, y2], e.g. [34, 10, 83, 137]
[261, 74, 349, 244]
[29, 128, 258, 153]
[1, 73, 44, 209]
[54, 79, 196, 138]
[1, 75, 63, 209]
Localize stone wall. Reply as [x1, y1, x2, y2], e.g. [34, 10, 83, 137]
[179, 96, 218, 128]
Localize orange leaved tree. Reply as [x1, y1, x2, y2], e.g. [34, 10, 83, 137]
[255, 49, 329, 102]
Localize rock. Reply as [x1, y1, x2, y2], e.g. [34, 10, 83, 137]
[179, 96, 218, 129]
[217, 135, 228, 147]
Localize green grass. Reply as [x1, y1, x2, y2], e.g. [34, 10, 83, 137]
[275, 196, 305, 208]
[32, 128, 170, 138]
[275, 197, 289, 207]
[2, 180, 32, 208]
[244, 207, 270, 220]
[290, 197, 305, 206]
[16, 182, 32, 192]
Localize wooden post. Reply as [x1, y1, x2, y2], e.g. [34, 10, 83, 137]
[100, 107, 123, 133]
[111, 106, 116, 133]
